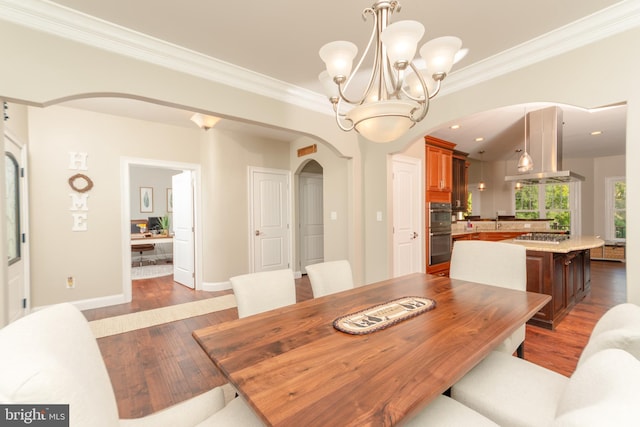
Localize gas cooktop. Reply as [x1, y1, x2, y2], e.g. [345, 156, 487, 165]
[514, 233, 570, 244]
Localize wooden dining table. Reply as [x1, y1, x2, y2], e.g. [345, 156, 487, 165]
[193, 273, 550, 426]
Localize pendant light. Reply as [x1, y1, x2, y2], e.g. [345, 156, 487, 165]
[477, 150, 487, 191]
[517, 108, 534, 172]
[514, 149, 523, 189]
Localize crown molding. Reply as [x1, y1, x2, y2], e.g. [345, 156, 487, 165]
[0, 0, 330, 113]
[1, 0, 639, 113]
[442, 1, 640, 96]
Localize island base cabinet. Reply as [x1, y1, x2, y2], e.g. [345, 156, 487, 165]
[525, 249, 591, 330]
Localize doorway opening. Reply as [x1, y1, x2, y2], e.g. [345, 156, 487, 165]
[5, 130, 30, 323]
[297, 160, 324, 275]
[122, 158, 201, 303]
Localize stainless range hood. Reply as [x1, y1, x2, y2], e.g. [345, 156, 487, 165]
[505, 106, 585, 184]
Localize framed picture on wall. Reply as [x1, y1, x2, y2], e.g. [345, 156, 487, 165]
[167, 188, 173, 212]
[140, 187, 153, 213]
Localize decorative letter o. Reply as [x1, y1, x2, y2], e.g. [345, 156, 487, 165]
[68, 173, 94, 193]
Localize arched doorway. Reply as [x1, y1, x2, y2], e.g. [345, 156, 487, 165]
[298, 160, 324, 274]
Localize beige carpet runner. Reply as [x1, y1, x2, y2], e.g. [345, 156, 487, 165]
[89, 294, 237, 338]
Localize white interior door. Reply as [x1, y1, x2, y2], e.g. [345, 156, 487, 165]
[392, 155, 422, 277]
[172, 171, 194, 288]
[299, 173, 323, 273]
[5, 133, 28, 322]
[251, 168, 290, 272]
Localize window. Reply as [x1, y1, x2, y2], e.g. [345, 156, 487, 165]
[6, 152, 20, 264]
[514, 185, 539, 219]
[515, 183, 578, 233]
[606, 177, 626, 241]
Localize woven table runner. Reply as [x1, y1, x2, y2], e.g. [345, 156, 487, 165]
[333, 296, 436, 335]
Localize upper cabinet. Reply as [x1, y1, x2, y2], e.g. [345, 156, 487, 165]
[425, 136, 455, 203]
[452, 151, 469, 212]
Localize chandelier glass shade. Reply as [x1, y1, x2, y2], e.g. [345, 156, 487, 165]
[318, 1, 464, 143]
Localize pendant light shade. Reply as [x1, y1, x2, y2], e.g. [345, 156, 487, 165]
[477, 150, 487, 191]
[319, 41, 358, 80]
[419, 36, 462, 76]
[381, 20, 425, 67]
[345, 100, 417, 143]
[517, 109, 534, 172]
[190, 113, 221, 130]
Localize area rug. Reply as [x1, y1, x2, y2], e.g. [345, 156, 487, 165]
[89, 294, 237, 338]
[131, 264, 174, 280]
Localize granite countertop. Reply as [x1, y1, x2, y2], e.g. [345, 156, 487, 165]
[504, 236, 604, 253]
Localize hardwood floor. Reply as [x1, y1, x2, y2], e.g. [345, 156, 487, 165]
[82, 260, 626, 419]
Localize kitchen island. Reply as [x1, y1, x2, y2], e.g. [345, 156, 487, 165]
[505, 236, 604, 329]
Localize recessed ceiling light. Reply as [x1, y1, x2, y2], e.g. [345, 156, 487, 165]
[590, 130, 603, 136]
[450, 124, 460, 130]
[475, 137, 484, 142]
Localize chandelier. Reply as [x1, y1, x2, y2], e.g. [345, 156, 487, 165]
[318, 1, 464, 143]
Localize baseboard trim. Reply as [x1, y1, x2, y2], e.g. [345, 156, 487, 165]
[202, 281, 231, 292]
[32, 293, 130, 312]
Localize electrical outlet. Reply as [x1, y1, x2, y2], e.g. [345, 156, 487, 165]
[524, 223, 531, 229]
[66, 276, 75, 289]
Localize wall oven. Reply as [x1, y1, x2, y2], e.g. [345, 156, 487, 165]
[428, 202, 452, 266]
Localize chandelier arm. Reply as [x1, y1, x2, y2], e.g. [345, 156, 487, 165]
[334, 97, 355, 132]
[410, 99, 429, 123]
[428, 77, 444, 100]
[404, 62, 429, 122]
[399, 62, 430, 102]
[384, 59, 402, 99]
[352, 7, 380, 101]
[333, 7, 378, 107]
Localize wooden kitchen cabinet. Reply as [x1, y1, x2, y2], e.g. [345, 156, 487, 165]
[525, 249, 591, 330]
[427, 261, 450, 277]
[425, 136, 455, 203]
[452, 152, 469, 212]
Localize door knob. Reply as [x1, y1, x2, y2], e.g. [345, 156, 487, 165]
[255, 230, 261, 236]
[411, 232, 419, 239]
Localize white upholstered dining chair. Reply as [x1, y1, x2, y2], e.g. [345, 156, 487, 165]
[305, 260, 354, 298]
[450, 348, 640, 427]
[230, 268, 296, 318]
[0, 303, 264, 427]
[450, 302, 640, 427]
[576, 302, 640, 365]
[449, 240, 527, 357]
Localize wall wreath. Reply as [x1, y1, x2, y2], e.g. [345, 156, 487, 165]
[68, 173, 94, 193]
